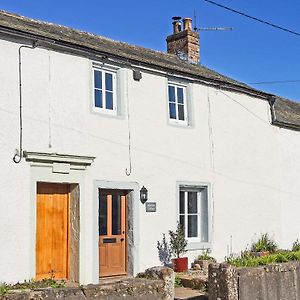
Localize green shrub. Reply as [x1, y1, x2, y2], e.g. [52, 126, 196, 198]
[0, 279, 66, 294]
[292, 239, 300, 252]
[169, 223, 187, 259]
[198, 249, 215, 261]
[226, 250, 300, 267]
[0, 284, 9, 295]
[174, 276, 182, 287]
[251, 233, 278, 253]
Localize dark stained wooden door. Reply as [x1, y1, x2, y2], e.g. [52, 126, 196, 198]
[36, 183, 70, 280]
[99, 190, 127, 277]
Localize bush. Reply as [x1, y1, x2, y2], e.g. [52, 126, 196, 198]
[0, 279, 66, 295]
[251, 233, 278, 253]
[292, 239, 300, 252]
[157, 234, 172, 266]
[198, 249, 215, 261]
[226, 250, 300, 267]
[169, 223, 187, 259]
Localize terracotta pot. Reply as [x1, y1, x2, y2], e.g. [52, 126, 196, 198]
[172, 257, 188, 272]
[251, 251, 270, 257]
[194, 259, 216, 271]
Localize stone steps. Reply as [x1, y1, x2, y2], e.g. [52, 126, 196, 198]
[174, 270, 208, 299]
[174, 287, 208, 300]
[176, 271, 208, 291]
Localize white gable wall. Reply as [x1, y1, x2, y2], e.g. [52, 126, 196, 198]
[0, 36, 299, 283]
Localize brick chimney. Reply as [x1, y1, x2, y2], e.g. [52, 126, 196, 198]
[166, 17, 200, 64]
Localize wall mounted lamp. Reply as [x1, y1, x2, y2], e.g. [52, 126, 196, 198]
[140, 186, 148, 204]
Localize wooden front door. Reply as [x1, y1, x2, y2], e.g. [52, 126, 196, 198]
[36, 183, 70, 280]
[99, 190, 127, 277]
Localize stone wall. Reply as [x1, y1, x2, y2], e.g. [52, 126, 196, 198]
[208, 261, 300, 300]
[0, 279, 166, 300]
[0, 267, 174, 300]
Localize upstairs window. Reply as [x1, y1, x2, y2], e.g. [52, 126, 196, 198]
[168, 83, 188, 125]
[93, 68, 117, 115]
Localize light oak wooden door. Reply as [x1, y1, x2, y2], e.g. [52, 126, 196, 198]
[99, 190, 127, 277]
[36, 183, 70, 280]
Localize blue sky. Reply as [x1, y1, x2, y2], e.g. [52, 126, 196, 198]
[1, 0, 300, 101]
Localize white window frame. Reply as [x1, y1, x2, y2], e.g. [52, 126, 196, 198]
[168, 82, 188, 126]
[178, 184, 211, 249]
[92, 65, 117, 116]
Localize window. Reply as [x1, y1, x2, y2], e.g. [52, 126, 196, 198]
[168, 83, 188, 125]
[179, 187, 209, 244]
[93, 67, 117, 114]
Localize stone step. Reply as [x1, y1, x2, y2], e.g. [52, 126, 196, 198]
[175, 287, 208, 300]
[176, 272, 208, 291]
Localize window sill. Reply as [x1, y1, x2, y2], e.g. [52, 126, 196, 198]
[186, 241, 211, 251]
[168, 120, 190, 128]
[91, 107, 127, 120]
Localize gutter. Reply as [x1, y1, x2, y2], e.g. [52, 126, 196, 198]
[268, 96, 300, 132]
[0, 24, 272, 101]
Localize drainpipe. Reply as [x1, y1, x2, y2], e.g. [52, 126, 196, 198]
[268, 95, 277, 125]
[13, 41, 38, 163]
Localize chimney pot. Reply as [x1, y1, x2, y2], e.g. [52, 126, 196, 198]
[166, 17, 200, 64]
[172, 21, 182, 34]
[183, 18, 192, 31]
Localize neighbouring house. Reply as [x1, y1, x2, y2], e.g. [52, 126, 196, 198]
[0, 11, 299, 285]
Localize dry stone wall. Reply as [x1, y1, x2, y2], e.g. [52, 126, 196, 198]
[208, 261, 300, 300]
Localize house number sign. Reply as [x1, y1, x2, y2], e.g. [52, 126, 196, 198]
[146, 202, 156, 212]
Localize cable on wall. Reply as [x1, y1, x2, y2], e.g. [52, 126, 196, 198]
[125, 71, 132, 176]
[13, 41, 38, 163]
[207, 87, 216, 249]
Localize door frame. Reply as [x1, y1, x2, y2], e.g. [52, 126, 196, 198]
[29, 165, 86, 283]
[93, 181, 140, 278]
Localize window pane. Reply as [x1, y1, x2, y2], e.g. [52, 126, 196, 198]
[178, 104, 185, 121]
[105, 72, 113, 91]
[179, 215, 185, 230]
[188, 192, 197, 213]
[94, 70, 102, 89]
[179, 191, 185, 213]
[112, 195, 121, 235]
[177, 87, 184, 104]
[169, 103, 176, 119]
[106, 91, 113, 110]
[95, 90, 103, 108]
[168, 86, 175, 102]
[188, 215, 198, 237]
[99, 193, 107, 235]
[201, 190, 209, 242]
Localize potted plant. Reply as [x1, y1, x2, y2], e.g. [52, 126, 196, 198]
[193, 249, 216, 271]
[250, 233, 278, 257]
[157, 234, 172, 267]
[169, 223, 188, 272]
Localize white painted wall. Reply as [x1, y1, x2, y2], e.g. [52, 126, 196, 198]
[0, 35, 299, 284]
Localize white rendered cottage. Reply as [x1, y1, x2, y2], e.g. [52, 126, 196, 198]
[0, 11, 299, 284]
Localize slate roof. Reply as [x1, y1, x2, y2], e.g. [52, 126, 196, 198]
[0, 10, 299, 130]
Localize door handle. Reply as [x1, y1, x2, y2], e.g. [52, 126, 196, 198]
[120, 238, 124, 242]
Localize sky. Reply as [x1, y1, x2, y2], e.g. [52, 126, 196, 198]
[1, 0, 300, 101]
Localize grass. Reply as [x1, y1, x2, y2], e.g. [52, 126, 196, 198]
[0, 279, 66, 295]
[174, 276, 182, 288]
[226, 250, 300, 268]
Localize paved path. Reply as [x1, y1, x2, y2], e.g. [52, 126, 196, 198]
[175, 287, 208, 299]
